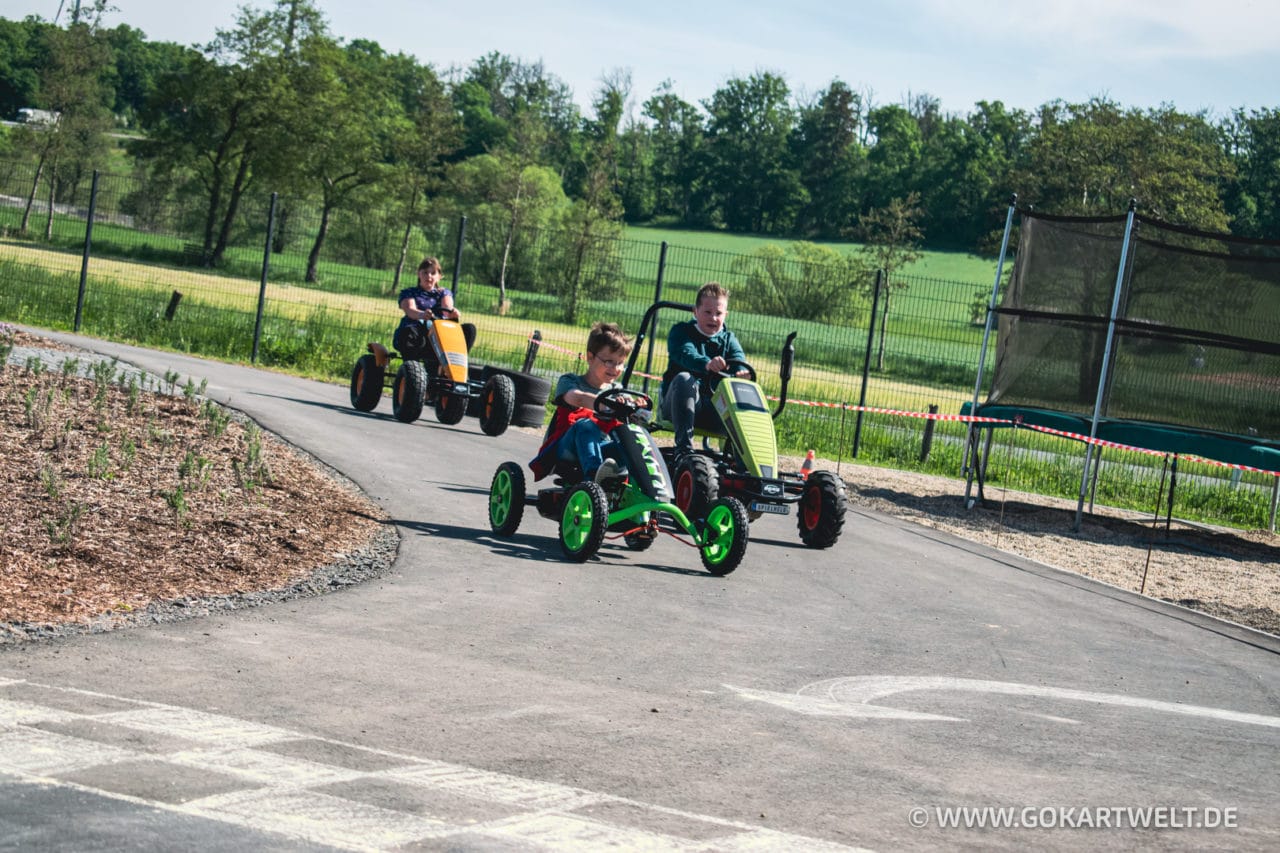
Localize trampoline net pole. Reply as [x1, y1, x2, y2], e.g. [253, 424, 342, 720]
[966, 194, 1017, 503]
[1075, 202, 1138, 532]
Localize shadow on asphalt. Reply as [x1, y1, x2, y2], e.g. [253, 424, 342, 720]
[438, 483, 492, 498]
[390, 516, 721, 577]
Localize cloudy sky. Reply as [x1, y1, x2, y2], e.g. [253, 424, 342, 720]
[8, 0, 1277, 118]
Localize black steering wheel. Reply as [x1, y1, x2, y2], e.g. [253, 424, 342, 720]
[594, 387, 654, 422]
[707, 358, 756, 388]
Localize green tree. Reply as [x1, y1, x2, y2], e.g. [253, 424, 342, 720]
[642, 80, 705, 223]
[551, 76, 627, 323]
[915, 101, 1031, 251]
[103, 25, 194, 127]
[373, 50, 459, 288]
[453, 52, 580, 175]
[1220, 107, 1280, 239]
[862, 104, 923, 213]
[703, 72, 805, 233]
[134, 0, 327, 265]
[1012, 98, 1232, 230]
[793, 79, 865, 237]
[0, 16, 49, 120]
[282, 37, 408, 283]
[859, 193, 925, 370]
[15, 5, 114, 238]
[616, 115, 655, 222]
[440, 153, 569, 308]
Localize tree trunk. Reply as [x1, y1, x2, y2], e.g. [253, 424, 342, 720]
[211, 154, 252, 266]
[394, 219, 412, 293]
[272, 204, 289, 254]
[21, 153, 46, 234]
[306, 200, 333, 284]
[498, 180, 524, 310]
[43, 170, 57, 242]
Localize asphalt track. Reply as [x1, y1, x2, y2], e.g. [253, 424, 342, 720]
[2, 331, 1279, 852]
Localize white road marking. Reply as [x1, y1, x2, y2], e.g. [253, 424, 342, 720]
[0, 680, 868, 852]
[0, 697, 85, 726]
[486, 813, 709, 850]
[95, 706, 298, 746]
[381, 762, 606, 810]
[186, 788, 447, 848]
[169, 746, 366, 787]
[728, 676, 1280, 728]
[0, 727, 138, 775]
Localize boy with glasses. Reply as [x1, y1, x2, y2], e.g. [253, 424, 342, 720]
[530, 322, 633, 484]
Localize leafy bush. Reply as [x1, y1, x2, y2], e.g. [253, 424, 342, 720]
[731, 241, 873, 323]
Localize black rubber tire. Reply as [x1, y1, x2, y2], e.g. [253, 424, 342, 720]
[559, 481, 608, 562]
[796, 470, 848, 549]
[488, 461, 526, 536]
[482, 366, 552, 406]
[435, 392, 467, 425]
[479, 374, 516, 436]
[391, 361, 426, 423]
[511, 401, 549, 429]
[700, 497, 749, 576]
[674, 454, 719, 522]
[465, 364, 486, 417]
[349, 354, 383, 412]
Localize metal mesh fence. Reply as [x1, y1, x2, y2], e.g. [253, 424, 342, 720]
[0, 157, 1004, 469]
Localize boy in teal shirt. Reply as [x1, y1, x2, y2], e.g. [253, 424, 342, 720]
[660, 282, 749, 460]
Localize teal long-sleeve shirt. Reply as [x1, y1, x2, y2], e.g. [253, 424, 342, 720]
[662, 320, 745, 390]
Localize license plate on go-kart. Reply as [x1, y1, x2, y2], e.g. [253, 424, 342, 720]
[750, 501, 789, 516]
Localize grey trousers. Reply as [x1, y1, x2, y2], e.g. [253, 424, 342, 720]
[660, 372, 701, 455]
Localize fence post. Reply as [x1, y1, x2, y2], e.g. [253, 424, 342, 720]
[642, 241, 668, 396]
[1270, 476, 1278, 534]
[251, 192, 278, 364]
[451, 215, 467, 297]
[919, 404, 938, 462]
[852, 270, 882, 458]
[73, 170, 100, 333]
[522, 330, 542, 373]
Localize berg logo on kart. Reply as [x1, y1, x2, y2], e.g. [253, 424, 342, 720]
[633, 427, 668, 492]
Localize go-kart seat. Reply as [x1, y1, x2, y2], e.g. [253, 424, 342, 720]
[649, 405, 727, 442]
[550, 459, 585, 487]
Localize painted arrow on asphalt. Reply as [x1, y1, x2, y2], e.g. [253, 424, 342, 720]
[726, 676, 1280, 727]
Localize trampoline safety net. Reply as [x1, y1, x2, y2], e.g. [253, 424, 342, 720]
[988, 210, 1280, 443]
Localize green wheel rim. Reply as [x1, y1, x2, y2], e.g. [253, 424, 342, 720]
[562, 489, 597, 551]
[490, 470, 513, 527]
[701, 503, 736, 565]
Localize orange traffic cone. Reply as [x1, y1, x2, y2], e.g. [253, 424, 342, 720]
[800, 449, 815, 479]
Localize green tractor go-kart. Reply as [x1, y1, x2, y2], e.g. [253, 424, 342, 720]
[487, 387, 750, 575]
[621, 300, 848, 549]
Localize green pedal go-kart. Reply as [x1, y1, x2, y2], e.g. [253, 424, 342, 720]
[487, 388, 750, 576]
[622, 300, 848, 549]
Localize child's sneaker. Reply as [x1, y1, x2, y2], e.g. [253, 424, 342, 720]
[594, 459, 624, 485]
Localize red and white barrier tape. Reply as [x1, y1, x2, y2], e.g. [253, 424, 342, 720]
[523, 334, 1279, 477]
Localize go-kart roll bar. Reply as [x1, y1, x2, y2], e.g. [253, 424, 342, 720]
[773, 331, 797, 419]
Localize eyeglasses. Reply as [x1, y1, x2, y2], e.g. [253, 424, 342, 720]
[592, 353, 624, 369]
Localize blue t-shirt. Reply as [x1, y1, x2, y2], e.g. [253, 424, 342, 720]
[397, 286, 453, 327]
[541, 373, 617, 444]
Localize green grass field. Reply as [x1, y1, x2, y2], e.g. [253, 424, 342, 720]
[2, 215, 1275, 532]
